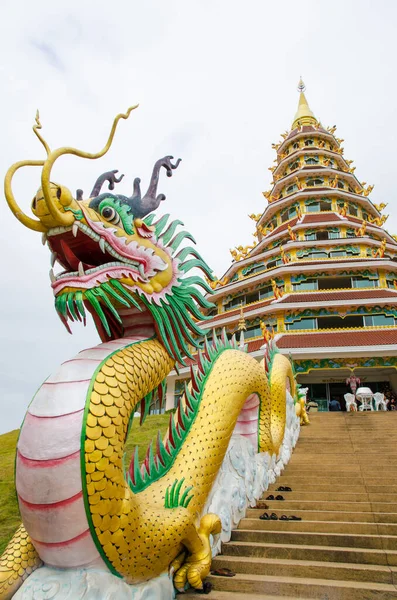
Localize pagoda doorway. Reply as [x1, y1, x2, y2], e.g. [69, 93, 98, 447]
[328, 382, 350, 411]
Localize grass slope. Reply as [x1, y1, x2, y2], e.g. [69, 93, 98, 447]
[0, 413, 170, 555]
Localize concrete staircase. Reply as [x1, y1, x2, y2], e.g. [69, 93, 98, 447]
[182, 412, 397, 599]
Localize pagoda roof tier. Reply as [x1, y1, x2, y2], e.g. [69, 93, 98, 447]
[276, 128, 339, 156]
[277, 288, 397, 305]
[275, 328, 397, 351]
[269, 169, 364, 201]
[257, 189, 380, 229]
[209, 258, 397, 301]
[171, 328, 397, 374]
[203, 288, 397, 328]
[251, 229, 397, 261]
[254, 212, 369, 249]
[222, 238, 397, 284]
[272, 147, 350, 178]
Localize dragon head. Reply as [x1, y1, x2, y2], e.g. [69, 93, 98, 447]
[5, 108, 215, 365]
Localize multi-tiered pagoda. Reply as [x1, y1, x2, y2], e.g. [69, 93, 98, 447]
[165, 81, 397, 411]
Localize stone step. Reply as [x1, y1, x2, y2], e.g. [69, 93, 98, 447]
[202, 572, 397, 599]
[198, 413, 397, 599]
[262, 499, 397, 513]
[263, 491, 372, 501]
[285, 466, 397, 474]
[276, 476, 397, 485]
[286, 459, 397, 465]
[265, 491, 397, 502]
[211, 555, 396, 584]
[277, 474, 367, 482]
[222, 540, 397, 565]
[181, 592, 303, 600]
[247, 508, 397, 523]
[269, 484, 397, 493]
[268, 484, 369, 492]
[232, 529, 397, 550]
[239, 518, 397, 536]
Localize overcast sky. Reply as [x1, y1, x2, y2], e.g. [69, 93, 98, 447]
[1, 0, 396, 433]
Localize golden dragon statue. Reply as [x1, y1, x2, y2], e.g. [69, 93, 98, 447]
[1, 107, 298, 598]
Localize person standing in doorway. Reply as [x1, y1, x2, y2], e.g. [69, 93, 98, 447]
[329, 398, 342, 411]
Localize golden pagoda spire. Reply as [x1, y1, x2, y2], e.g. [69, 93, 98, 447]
[292, 78, 317, 129]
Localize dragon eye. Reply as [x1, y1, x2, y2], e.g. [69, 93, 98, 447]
[100, 206, 120, 225]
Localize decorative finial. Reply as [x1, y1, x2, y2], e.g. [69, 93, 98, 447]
[297, 77, 305, 93]
[238, 308, 246, 332]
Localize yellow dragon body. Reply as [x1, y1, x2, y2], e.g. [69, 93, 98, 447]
[0, 108, 301, 599]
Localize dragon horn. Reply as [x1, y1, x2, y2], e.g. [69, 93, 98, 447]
[4, 160, 47, 232]
[41, 105, 138, 226]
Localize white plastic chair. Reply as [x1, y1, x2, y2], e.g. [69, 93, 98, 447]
[344, 393, 357, 412]
[373, 392, 389, 411]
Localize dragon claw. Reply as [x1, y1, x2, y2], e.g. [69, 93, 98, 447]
[173, 513, 221, 593]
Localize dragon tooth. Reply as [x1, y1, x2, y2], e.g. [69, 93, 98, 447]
[78, 262, 85, 277]
[41, 232, 47, 245]
[72, 222, 79, 237]
[99, 238, 106, 253]
[49, 268, 56, 283]
[50, 252, 57, 267]
[138, 264, 145, 277]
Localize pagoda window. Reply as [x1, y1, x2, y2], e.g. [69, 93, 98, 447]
[362, 211, 369, 221]
[352, 277, 378, 288]
[320, 198, 332, 211]
[293, 278, 318, 291]
[364, 314, 395, 327]
[286, 183, 298, 195]
[281, 206, 297, 222]
[304, 139, 314, 147]
[288, 160, 300, 171]
[245, 325, 263, 339]
[293, 142, 300, 150]
[329, 229, 340, 239]
[316, 230, 329, 241]
[267, 257, 283, 269]
[305, 232, 316, 241]
[304, 155, 319, 165]
[245, 292, 260, 304]
[304, 250, 328, 259]
[306, 202, 320, 213]
[337, 180, 345, 189]
[286, 317, 316, 330]
[259, 284, 274, 299]
[306, 177, 324, 187]
[224, 296, 244, 310]
[174, 379, 190, 408]
[346, 229, 355, 238]
[245, 263, 266, 276]
[317, 315, 363, 329]
[318, 276, 351, 290]
[348, 204, 358, 217]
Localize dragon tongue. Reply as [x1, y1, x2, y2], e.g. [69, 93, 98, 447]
[60, 239, 80, 271]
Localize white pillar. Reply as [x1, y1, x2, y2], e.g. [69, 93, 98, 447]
[165, 377, 176, 411]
